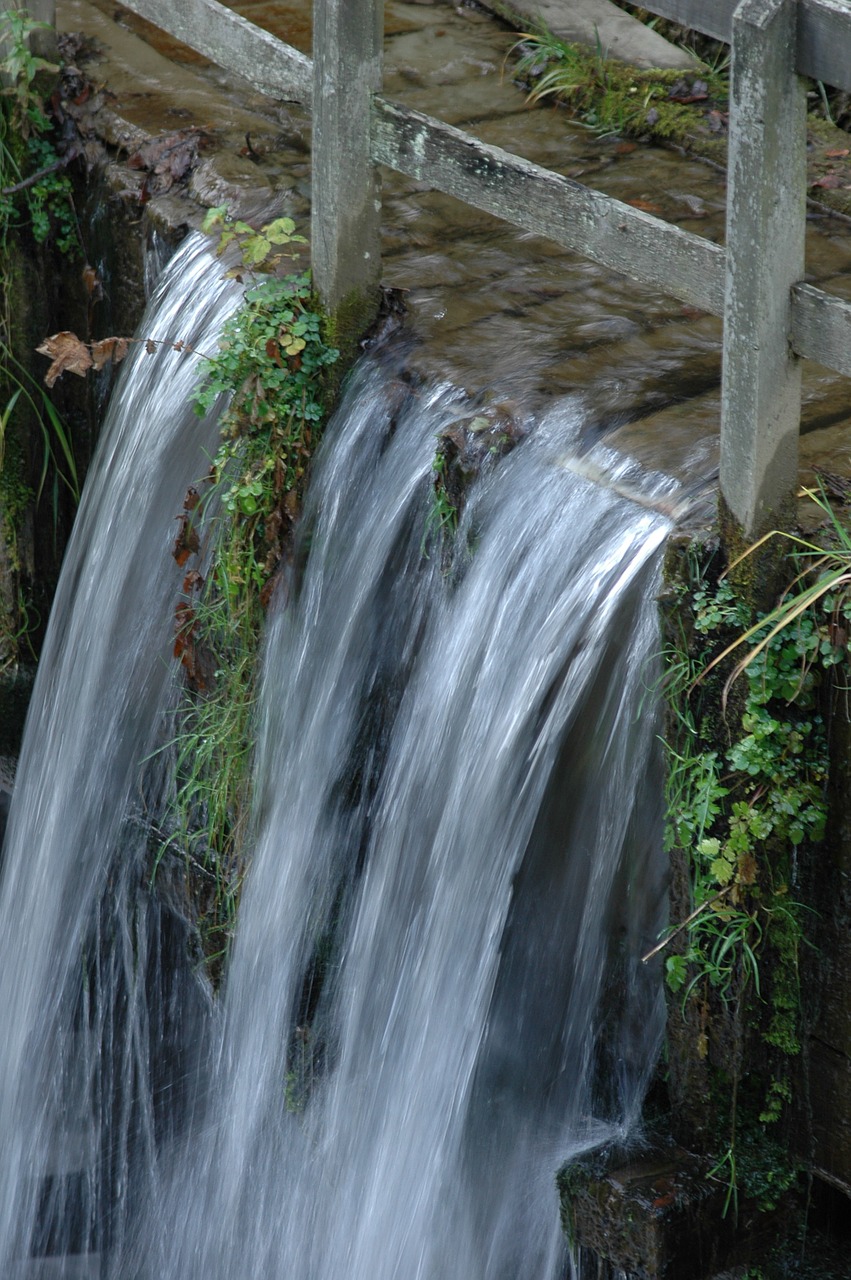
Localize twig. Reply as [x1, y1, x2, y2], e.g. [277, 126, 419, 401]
[641, 884, 734, 963]
[1, 155, 69, 197]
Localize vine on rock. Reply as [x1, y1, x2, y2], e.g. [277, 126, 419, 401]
[660, 494, 851, 1219]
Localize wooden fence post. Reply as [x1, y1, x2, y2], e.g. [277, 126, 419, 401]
[311, 0, 384, 361]
[719, 0, 807, 541]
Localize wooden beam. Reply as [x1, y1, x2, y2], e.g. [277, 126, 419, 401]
[719, 0, 807, 539]
[371, 96, 726, 315]
[117, 0, 312, 102]
[642, 0, 851, 93]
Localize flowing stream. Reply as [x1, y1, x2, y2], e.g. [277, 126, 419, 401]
[0, 238, 674, 1278]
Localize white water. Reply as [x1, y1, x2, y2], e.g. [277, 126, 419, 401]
[0, 245, 671, 1279]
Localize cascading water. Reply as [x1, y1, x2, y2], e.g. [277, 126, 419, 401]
[0, 235, 243, 1276]
[0, 241, 676, 1279]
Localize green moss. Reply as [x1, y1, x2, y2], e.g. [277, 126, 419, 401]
[320, 283, 381, 404]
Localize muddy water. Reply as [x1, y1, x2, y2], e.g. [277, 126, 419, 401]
[70, 0, 851, 495]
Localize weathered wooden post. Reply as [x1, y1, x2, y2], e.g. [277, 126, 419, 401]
[311, 0, 384, 364]
[719, 0, 807, 542]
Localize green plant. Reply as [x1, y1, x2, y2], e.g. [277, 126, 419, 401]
[1, 7, 76, 250]
[421, 447, 458, 559]
[657, 516, 850, 1219]
[509, 24, 728, 141]
[0, 7, 57, 133]
[1, 7, 80, 660]
[151, 209, 338, 983]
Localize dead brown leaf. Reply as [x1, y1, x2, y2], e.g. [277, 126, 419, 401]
[90, 336, 130, 371]
[627, 198, 663, 213]
[737, 852, 758, 886]
[82, 263, 103, 300]
[36, 331, 93, 386]
[812, 172, 843, 190]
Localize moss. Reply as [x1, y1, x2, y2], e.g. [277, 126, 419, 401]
[319, 284, 381, 406]
[717, 492, 794, 613]
[510, 26, 730, 156]
[509, 20, 851, 202]
[804, 116, 851, 221]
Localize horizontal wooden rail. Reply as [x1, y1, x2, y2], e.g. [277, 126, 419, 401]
[642, 0, 851, 92]
[117, 0, 312, 102]
[371, 97, 726, 316]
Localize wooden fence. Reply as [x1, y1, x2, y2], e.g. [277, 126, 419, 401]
[111, 0, 851, 539]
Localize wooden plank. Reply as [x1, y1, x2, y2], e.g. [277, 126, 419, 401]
[371, 96, 726, 315]
[642, 0, 851, 93]
[312, 0, 384, 328]
[719, 0, 807, 538]
[791, 283, 851, 380]
[117, 0, 312, 102]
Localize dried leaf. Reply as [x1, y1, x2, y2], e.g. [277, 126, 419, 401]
[737, 852, 758, 886]
[627, 198, 662, 213]
[828, 621, 848, 649]
[90, 336, 130, 371]
[82, 263, 103, 300]
[825, 148, 850, 158]
[145, 339, 157, 355]
[173, 512, 200, 565]
[812, 172, 843, 190]
[36, 331, 93, 386]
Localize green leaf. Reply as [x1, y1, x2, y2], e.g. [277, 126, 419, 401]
[246, 235, 271, 264]
[666, 954, 687, 992]
[710, 856, 735, 886]
[201, 205, 228, 233]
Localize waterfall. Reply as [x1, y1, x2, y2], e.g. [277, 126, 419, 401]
[0, 244, 672, 1279]
[0, 235, 242, 1275]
